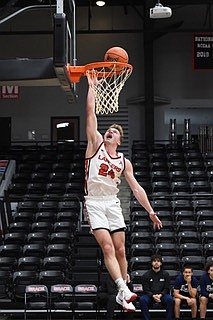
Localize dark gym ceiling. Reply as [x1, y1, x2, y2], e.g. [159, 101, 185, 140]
[0, 0, 212, 33]
[0, 0, 212, 10]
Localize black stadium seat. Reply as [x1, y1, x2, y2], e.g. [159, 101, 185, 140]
[181, 256, 205, 270]
[17, 256, 42, 272]
[49, 232, 73, 245]
[179, 243, 203, 258]
[39, 270, 66, 289]
[73, 284, 97, 313]
[4, 232, 26, 246]
[27, 232, 49, 245]
[23, 244, 46, 258]
[131, 231, 153, 244]
[154, 231, 177, 244]
[0, 270, 12, 300]
[201, 231, 213, 245]
[155, 243, 179, 257]
[46, 244, 71, 257]
[0, 257, 17, 272]
[13, 270, 38, 301]
[0, 244, 22, 258]
[130, 256, 151, 271]
[50, 284, 73, 311]
[177, 231, 200, 244]
[42, 256, 69, 272]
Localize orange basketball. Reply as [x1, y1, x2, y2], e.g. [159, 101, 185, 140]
[104, 47, 129, 64]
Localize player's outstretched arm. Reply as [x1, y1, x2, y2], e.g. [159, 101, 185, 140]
[124, 158, 163, 230]
[86, 72, 102, 156]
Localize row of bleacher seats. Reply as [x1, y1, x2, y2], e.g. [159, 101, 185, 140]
[130, 218, 213, 235]
[12, 171, 83, 183]
[132, 141, 208, 152]
[16, 161, 84, 174]
[8, 199, 82, 224]
[7, 181, 84, 202]
[0, 223, 102, 302]
[132, 141, 213, 160]
[0, 143, 100, 310]
[0, 141, 212, 318]
[132, 142, 213, 195]
[1, 143, 86, 202]
[0, 142, 86, 156]
[129, 141, 213, 289]
[131, 197, 213, 211]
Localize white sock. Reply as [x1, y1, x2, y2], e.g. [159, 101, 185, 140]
[115, 278, 126, 290]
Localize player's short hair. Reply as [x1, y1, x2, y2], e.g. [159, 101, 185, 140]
[205, 261, 213, 272]
[109, 123, 124, 144]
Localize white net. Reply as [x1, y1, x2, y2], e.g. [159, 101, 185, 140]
[86, 62, 133, 115]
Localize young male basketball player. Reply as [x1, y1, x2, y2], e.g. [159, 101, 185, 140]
[84, 74, 162, 312]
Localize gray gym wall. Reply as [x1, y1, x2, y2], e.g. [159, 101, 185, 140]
[0, 4, 212, 146]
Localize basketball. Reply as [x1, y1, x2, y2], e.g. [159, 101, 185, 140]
[104, 47, 129, 64]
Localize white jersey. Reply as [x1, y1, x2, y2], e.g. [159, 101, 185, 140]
[85, 141, 125, 197]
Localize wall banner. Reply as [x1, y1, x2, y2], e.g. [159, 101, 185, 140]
[193, 33, 213, 70]
[0, 86, 19, 99]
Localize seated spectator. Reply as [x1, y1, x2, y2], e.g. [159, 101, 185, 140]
[199, 261, 213, 320]
[98, 272, 133, 319]
[173, 265, 198, 320]
[139, 254, 174, 320]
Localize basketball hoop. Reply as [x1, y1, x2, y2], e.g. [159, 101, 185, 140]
[67, 61, 133, 114]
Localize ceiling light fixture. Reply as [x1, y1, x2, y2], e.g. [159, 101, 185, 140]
[150, 1, 172, 19]
[96, 1, 106, 7]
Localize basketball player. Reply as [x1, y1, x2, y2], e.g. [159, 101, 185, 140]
[84, 74, 162, 312]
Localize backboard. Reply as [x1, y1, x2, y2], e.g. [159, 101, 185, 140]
[53, 0, 78, 103]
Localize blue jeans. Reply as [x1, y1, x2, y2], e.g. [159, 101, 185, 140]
[139, 294, 174, 320]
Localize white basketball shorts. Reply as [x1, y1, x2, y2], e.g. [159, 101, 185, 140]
[84, 195, 126, 232]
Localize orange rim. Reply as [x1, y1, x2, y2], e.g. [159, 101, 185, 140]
[66, 62, 133, 83]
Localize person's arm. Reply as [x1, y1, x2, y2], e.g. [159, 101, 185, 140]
[187, 277, 197, 298]
[142, 273, 153, 298]
[153, 272, 170, 302]
[86, 74, 103, 157]
[124, 158, 162, 229]
[173, 288, 190, 301]
[173, 276, 190, 301]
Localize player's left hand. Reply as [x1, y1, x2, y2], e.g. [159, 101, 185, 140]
[149, 212, 163, 230]
[86, 70, 100, 87]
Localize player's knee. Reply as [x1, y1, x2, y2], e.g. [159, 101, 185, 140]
[116, 245, 126, 258]
[102, 243, 114, 256]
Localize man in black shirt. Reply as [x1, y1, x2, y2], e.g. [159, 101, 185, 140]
[139, 254, 173, 320]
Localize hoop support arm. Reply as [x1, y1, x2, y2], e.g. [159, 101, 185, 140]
[66, 64, 86, 83]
